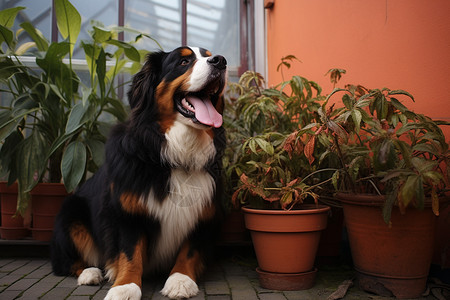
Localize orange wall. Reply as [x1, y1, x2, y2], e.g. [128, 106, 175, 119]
[265, 0, 450, 138]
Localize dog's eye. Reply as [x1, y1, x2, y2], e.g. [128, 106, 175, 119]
[180, 59, 190, 66]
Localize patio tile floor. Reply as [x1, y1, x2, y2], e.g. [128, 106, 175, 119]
[0, 243, 445, 300]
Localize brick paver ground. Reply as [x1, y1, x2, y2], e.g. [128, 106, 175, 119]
[0, 249, 446, 300]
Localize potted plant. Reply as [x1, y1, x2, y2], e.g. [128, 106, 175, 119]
[0, 182, 29, 239]
[312, 83, 449, 298]
[224, 69, 332, 290]
[0, 1, 157, 240]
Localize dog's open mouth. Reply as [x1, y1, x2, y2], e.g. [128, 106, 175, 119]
[176, 79, 223, 128]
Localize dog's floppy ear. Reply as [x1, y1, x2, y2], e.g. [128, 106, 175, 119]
[128, 51, 166, 113]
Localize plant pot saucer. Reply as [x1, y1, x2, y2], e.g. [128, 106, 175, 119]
[31, 228, 54, 242]
[256, 267, 317, 291]
[0, 226, 30, 240]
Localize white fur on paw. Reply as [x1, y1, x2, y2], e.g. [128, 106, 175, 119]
[105, 283, 141, 300]
[77, 267, 103, 285]
[160, 272, 199, 299]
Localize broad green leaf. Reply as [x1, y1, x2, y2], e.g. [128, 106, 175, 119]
[411, 156, 438, 173]
[104, 97, 128, 122]
[54, 0, 81, 56]
[49, 83, 67, 103]
[0, 24, 13, 48]
[355, 99, 371, 108]
[400, 175, 419, 209]
[46, 133, 75, 161]
[16, 131, 46, 194]
[0, 130, 23, 178]
[351, 109, 362, 133]
[0, 114, 20, 141]
[413, 143, 438, 156]
[106, 39, 140, 62]
[392, 139, 412, 168]
[61, 141, 86, 193]
[0, 106, 39, 141]
[389, 97, 407, 113]
[86, 139, 105, 167]
[81, 85, 92, 106]
[92, 26, 111, 43]
[65, 102, 89, 134]
[96, 48, 106, 99]
[0, 6, 25, 28]
[389, 90, 415, 102]
[82, 41, 100, 76]
[20, 22, 49, 51]
[379, 96, 388, 120]
[35, 41, 70, 75]
[280, 191, 293, 210]
[249, 139, 257, 154]
[342, 94, 353, 109]
[327, 120, 347, 140]
[422, 170, 443, 185]
[415, 175, 425, 210]
[255, 138, 274, 155]
[15, 42, 36, 55]
[331, 170, 339, 190]
[299, 122, 319, 133]
[374, 139, 396, 172]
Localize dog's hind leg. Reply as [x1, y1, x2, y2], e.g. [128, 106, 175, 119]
[68, 222, 103, 285]
[104, 237, 146, 300]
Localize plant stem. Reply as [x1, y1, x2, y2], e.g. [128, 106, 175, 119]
[332, 133, 356, 192]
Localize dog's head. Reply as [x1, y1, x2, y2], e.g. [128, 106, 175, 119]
[128, 46, 227, 132]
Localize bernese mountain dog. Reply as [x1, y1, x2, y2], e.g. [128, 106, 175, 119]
[51, 46, 227, 300]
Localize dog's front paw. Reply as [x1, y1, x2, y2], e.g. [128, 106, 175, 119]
[105, 283, 141, 300]
[161, 272, 199, 299]
[77, 267, 103, 285]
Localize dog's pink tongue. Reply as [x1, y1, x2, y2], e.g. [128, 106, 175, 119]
[186, 95, 223, 128]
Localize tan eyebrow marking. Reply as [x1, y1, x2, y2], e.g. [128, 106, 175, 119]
[181, 48, 193, 56]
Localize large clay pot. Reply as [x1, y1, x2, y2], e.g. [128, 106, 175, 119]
[0, 182, 29, 239]
[242, 204, 330, 290]
[337, 193, 437, 299]
[31, 183, 68, 241]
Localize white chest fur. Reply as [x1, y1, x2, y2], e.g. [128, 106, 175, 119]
[145, 169, 214, 270]
[146, 119, 216, 270]
[161, 118, 216, 170]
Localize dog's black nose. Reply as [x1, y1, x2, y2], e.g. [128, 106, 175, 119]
[207, 55, 227, 70]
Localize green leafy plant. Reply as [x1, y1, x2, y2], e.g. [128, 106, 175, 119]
[313, 83, 450, 222]
[0, 0, 159, 214]
[224, 64, 332, 210]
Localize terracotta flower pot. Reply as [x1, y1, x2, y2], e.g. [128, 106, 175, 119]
[242, 204, 330, 290]
[337, 193, 437, 299]
[31, 183, 68, 241]
[0, 182, 29, 240]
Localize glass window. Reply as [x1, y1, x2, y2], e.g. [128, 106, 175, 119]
[1, 0, 252, 82]
[125, 0, 182, 52]
[187, 0, 239, 67]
